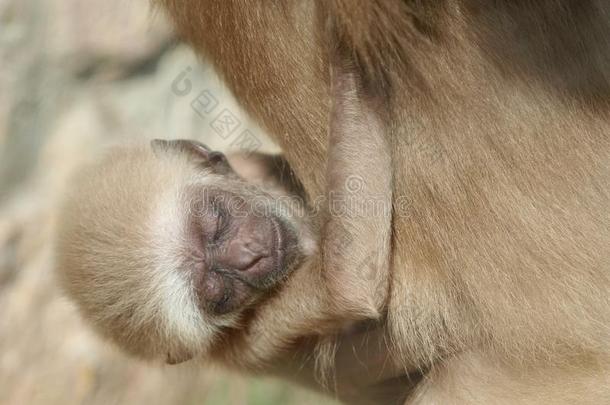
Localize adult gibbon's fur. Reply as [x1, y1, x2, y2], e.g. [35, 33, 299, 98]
[157, 0, 610, 403]
[57, 1, 610, 404]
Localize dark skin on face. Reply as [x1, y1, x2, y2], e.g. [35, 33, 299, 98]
[152, 139, 302, 316]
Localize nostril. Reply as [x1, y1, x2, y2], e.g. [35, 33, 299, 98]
[244, 240, 270, 257]
[244, 254, 264, 270]
[225, 239, 270, 271]
[236, 250, 263, 271]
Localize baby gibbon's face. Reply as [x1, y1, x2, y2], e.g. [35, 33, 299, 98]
[55, 140, 313, 364]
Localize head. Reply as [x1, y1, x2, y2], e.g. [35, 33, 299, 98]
[55, 139, 315, 364]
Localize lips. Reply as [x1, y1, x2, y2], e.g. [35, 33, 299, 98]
[202, 270, 232, 313]
[263, 215, 288, 287]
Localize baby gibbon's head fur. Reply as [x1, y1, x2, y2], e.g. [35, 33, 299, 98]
[55, 140, 314, 364]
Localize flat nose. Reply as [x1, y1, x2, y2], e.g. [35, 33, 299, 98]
[224, 237, 271, 271]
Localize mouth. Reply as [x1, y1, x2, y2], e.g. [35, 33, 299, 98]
[200, 214, 300, 316]
[267, 215, 288, 283]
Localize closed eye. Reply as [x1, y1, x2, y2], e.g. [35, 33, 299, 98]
[212, 203, 229, 243]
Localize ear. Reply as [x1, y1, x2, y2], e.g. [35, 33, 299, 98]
[151, 139, 229, 168]
[165, 350, 194, 365]
[151, 138, 211, 160]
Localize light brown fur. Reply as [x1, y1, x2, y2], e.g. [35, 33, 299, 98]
[55, 138, 392, 376]
[59, 0, 610, 403]
[156, 0, 610, 403]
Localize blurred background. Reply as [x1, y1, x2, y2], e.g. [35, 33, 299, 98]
[0, 1, 336, 404]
